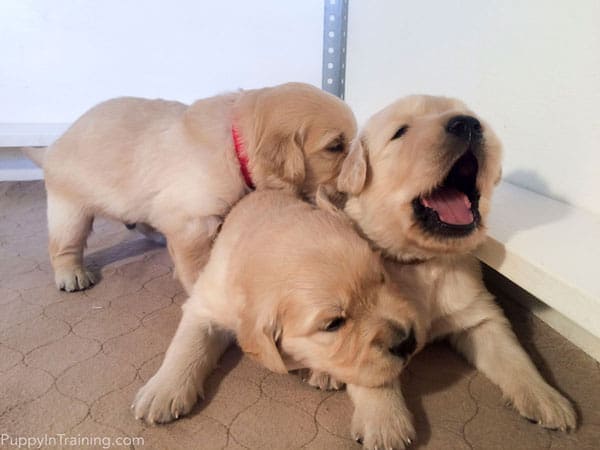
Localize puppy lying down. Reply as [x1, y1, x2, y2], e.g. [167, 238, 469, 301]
[133, 190, 422, 443]
[25, 82, 356, 294]
[330, 95, 577, 448]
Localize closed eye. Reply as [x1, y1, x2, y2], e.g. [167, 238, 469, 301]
[323, 317, 346, 332]
[325, 137, 345, 153]
[391, 125, 409, 140]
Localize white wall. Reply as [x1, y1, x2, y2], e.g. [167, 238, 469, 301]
[345, 0, 600, 216]
[0, 0, 323, 124]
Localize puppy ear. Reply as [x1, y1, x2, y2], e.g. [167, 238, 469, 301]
[255, 132, 306, 190]
[337, 136, 368, 195]
[237, 312, 287, 374]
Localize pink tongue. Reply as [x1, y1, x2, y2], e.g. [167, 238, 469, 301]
[421, 187, 473, 225]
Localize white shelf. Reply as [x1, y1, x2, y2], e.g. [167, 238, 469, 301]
[474, 181, 600, 358]
[0, 123, 68, 147]
[0, 147, 44, 181]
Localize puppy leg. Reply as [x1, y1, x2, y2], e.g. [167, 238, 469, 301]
[133, 301, 233, 423]
[164, 215, 222, 293]
[347, 380, 415, 450]
[449, 299, 576, 431]
[47, 191, 96, 291]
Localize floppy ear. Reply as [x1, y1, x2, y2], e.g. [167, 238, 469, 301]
[255, 132, 306, 190]
[337, 136, 368, 195]
[237, 310, 287, 374]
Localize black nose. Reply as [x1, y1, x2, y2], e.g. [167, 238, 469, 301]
[389, 326, 417, 359]
[446, 115, 482, 141]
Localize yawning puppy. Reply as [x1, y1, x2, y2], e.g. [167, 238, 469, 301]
[26, 82, 356, 293]
[335, 95, 576, 448]
[133, 190, 421, 444]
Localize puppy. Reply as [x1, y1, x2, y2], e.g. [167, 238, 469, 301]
[334, 95, 576, 448]
[27, 82, 356, 293]
[133, 189, 421, 446]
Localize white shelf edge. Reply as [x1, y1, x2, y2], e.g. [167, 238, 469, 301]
[473, 181, 600, 350]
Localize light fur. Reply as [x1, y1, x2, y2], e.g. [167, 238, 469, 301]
[335, 95, 576, 449]
[35, 82, 356, 293]
[133, 190, 422, 438]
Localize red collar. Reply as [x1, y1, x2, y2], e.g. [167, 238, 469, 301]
[231, 125, 254, 189]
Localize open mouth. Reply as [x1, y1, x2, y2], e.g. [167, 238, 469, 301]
[412, 151, 481, 237]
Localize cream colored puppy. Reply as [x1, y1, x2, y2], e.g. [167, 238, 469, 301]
[27, 83, 356, 293]
[133, 190, 421, 447]
[335, 95, 576, 447]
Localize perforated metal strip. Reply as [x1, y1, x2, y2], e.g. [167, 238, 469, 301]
[322, 0, 349, 99]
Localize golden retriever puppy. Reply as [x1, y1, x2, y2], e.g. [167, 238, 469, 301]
[334, 95, 576, 447]
[133, 190, 422, 446]
[27, 83, 356, 293]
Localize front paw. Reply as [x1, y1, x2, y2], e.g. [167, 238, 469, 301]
[509, 383, 576, 431]
[300, 369, 345, 391]
[351, 399, 415, 450]
[55, 266, 96, 291]
[133, 371, 202, 424]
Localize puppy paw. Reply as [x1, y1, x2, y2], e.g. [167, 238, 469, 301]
[509, 383, 576, 431]
[133, 372, 202, 424]
[351, 399, 415, 450]
[55, 266, 96, 292]
[300, 369, 345, 391]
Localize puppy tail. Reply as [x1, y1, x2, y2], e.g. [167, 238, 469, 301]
[21, 146, 47, 168]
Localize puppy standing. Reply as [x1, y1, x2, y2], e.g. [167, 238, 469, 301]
[335, 95, 576, 448]
[27, 83, 356, 293]
[133, 190, 422, 445]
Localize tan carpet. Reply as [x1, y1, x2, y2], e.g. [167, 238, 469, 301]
[0, 180, 598, 450]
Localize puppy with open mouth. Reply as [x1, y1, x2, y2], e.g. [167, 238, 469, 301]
[133, 189, 422, 444]
[332, 95, 576, 448]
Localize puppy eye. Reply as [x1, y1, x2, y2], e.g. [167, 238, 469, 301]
[324, 317, 346, 332]
[326, 141, 345, 153]
[391, 125, 409, 140]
